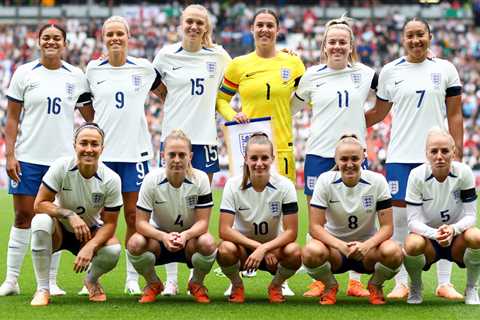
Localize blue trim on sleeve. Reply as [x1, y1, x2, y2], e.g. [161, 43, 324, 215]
[42, 181, 58, 193]
[220, 209, 236, 215]
[376, 95, 389, 102]
[311, 204, 327, 210]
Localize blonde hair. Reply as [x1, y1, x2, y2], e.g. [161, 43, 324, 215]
[102, 15, 130, 37]
[241, 132, 274, 190]
[164, 129, 193, 177]
[181, 4, 215, 48]
[426, 127, 455, 151]
[320, 15, 358, 65]
[333, 133, 364, 169]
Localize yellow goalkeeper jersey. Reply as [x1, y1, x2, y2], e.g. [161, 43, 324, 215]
[217, 51, 305, 152]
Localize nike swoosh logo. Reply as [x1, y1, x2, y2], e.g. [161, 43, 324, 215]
[316, 82, 326, 88]
[96, 80, 107, 85]
[239, 207, 250, 211]
[205, 163, 216, 168]
[245, 72, 257, 77]
[423, 198, 434, 201]
[395, 80, 404, 85]
[329, 200, 340, 203]
[155, 201, 166, 204]
[62, 187, 72, 191]
[172, 66, 183, 70]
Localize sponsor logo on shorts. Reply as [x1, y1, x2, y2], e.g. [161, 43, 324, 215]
[10, 180, 18, 189]
[388, 180, 399, 195]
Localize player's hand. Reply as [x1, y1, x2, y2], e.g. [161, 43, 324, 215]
[338, 241, 351, 257]
[436, 225, 454, 247]
[6, 155, 21, 183]
[233, 112, 249, 124]
[347, 241, 370, 261]
[172, 232, 187, 248]
[264, 252, 278, 270]
[244, 246, 266, 273]
[163, 232, 183, 252]
[74, 243, 95, 273]
[280, 47, 298, 56]
[68, 214, 92, 243]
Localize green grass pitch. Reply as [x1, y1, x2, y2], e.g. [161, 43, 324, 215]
[0, 190, 478, 319]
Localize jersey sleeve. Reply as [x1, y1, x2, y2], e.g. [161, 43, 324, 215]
[405, 169, 423, 206]
[104, 174, 123, 211]
[444, 60, 461, 96]
[6, 65, 27, 102]
[294, 69, 312, 103]
[152, 50, 165, 75]
[376, 65, 391, 102]
[136, 173, 155, 213]
[460, 164, 477, 203]
[292, 56, 306, 88]
[195, 172, 213, 208]
[41, 158, 66, 193]
[219, 179, 237, 214]
[76, 71, 92, 107]
[310, 173, 329, 209]
[375, 174, 392, 211]
[282, 179, 298, 215]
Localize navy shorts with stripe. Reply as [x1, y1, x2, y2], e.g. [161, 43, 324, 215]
[154, 240, 193, 268]
[104, 161, 149, 193]
[333, 254, 373, 274]
[385, 163, 422, 201]
[8, 161, 49, 196]
[423, 237, 466, 271]
[304, 155, 369, 196]
[160, 143, 219, 174]
[55, 223, 100, 256]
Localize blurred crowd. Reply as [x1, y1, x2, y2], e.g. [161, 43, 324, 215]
[0, 2, 480, 183]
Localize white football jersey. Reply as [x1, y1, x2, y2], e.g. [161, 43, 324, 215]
[220, 173, 298, 243]
[377, 57, 461, 163]
[311, 170, 392, 242]
[137, 167, 213, 232]
[295, 63, 376, 157]
[153, 43, 231, 145]
[6, 60, 90, 165]
[86, 57, 158, 162]
[42, 156, 123, 232]
[405, 161, 477, 234]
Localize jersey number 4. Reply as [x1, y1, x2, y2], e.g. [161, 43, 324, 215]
[174, 214, 184, 227]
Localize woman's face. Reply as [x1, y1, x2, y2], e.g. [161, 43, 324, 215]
[75, 128, 103, 166]
[181, 7, 208, 46]
[426, 134, 454, 174]
[164, 138, 192, 175]
[403, 20, 431, 62]
[103, 21, 129, 54]
[252, 13, 278, 50]
[335, 142, 364, 186]
[324, 28, 352, 67]
[245, 142, 274, 180]
[38, 27, 66, 60]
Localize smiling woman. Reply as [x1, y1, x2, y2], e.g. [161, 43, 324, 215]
[0, 23, 94, 298]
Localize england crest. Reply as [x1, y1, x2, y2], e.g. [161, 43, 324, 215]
[452, 190, 460, 201]
[185, 195, 198, 209]
[132, 74, 142, 92]
[269, 201, 281, 216]
[389, 180, 399, 195]
[238, 132, 254, 156]
[65, 83, 75, 100]
[351, 73, 362, 88]
[206, 61, 216, 73]
[362, 195, 374, 210]
[92, 193, 104, 208]
[431, 73, 441, 89]
[280, 68, 291, 82]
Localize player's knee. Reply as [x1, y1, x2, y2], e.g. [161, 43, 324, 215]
[126, 233, 147, 255]
[31, 214, 54, 234]
[404, 233, 425, 256]
[464, 228, 480, 249]
[94, 244, 122, 269]
[302, 242, 327, 265]
[380, 240, 403, 265]
[217, 241, 237, 264]
[197, 233, 216, 255]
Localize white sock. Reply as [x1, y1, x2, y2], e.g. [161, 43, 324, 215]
[31, 230, 52, 291]
[165, 263, 178, 283]
[49, 251, 62, 286]
[370, 262, 399, 286]
[305, 262, 337, 288]
[392, 206, 408, 287]
[349, 270, 361, 281]
[464, 248, 480, 287]
[5, 227, 31, 284]
[404, 254, 425, 287]
[221, 262, 242, 286]
[191, 250, 216, 284]
[436, 259, 453, 286]
[127, 251, 159, 284]
[271, 264, 297, 286]
[86, 244, 121, 283]
[125, 248, 139, 283]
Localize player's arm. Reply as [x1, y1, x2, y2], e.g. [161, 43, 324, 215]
[366, 206, 394, 247]
[365, 98, 392, 127]
[219, 211, 261, 250]
[179, 206, 211, 242]
[406, 203, 438, 239]
[151, 81, 167, 104]
[135, 208, 169, 243]
[309, 205, 350, 256]
[216, 62, 245, 122]
[446, 94, 463, 161]
[77, 102, 95, 122]
[450, 188, 477, 236]
[5, 99, 22, 182]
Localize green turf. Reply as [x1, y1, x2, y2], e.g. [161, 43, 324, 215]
[0, 190, 478, 319]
